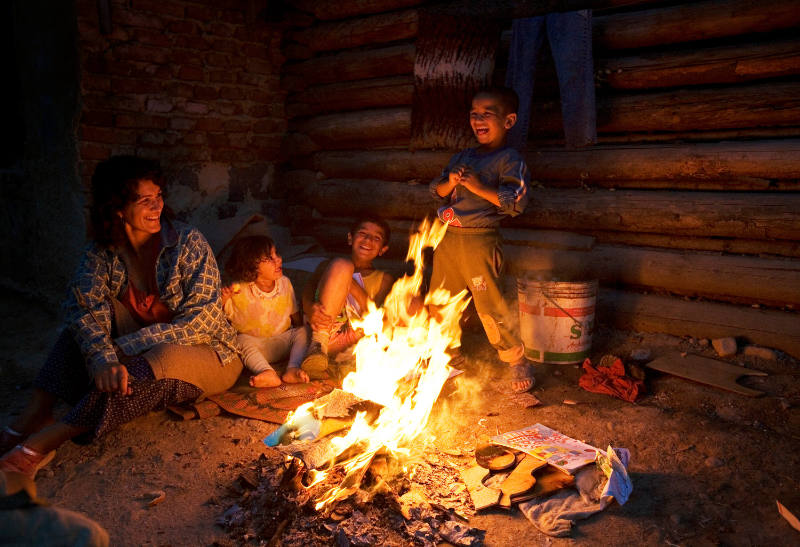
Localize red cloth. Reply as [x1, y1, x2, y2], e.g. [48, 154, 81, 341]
[121, 283, 174, 326]
[579, 357, 644, 403]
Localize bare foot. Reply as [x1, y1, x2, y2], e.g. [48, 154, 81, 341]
[282, 368, 310, 384]
[249, 370, 282, 388]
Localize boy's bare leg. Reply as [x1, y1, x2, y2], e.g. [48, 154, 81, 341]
[302, 258, 354, 378]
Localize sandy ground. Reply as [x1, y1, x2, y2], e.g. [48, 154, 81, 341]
[2, 290, 800, 546]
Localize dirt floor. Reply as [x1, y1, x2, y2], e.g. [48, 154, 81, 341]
[2, 290, 800, 546]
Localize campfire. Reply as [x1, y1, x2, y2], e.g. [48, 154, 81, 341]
[216, 219, 489, 545]
[279, 218, 469, 509]
[216, 220, 632, 546]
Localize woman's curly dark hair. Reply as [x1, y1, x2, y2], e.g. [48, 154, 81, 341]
[225, 235, 275, 283]
[89, 155, 168, 247]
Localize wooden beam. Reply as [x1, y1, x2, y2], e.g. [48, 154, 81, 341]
[290, 108, 410, 149]
[287, 0, 423, 21]
[287, 75, 413, 118]
[303, 140, 800, 190]
[533, 81, 800, 135]
[594, 0, 800, 51]
[301, 178, 800, 240]
[291, 9, 418, 52]
[597, 288, 800, 359]
[599, 36, 800, 90]
[282, 43, 414, 91]
[505, 244, 800, 308]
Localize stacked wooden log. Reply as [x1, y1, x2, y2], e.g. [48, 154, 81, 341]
[281, 0, 800, 357]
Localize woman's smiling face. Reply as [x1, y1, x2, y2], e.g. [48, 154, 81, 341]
[119, 179, 163, 239]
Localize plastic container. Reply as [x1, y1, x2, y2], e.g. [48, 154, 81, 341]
[517, 277, 597, 364]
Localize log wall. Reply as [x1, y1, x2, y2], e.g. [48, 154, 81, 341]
[281, 0, 800, 356]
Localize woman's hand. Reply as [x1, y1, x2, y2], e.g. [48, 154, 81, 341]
[309, 302, 333, 333]
[220, 286, 233, 304]
[95, 362, 133, 395]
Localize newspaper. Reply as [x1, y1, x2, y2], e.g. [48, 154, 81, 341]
[490, 423, 598, 474]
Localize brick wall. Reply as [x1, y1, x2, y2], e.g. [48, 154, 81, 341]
[75, 0, 286, 227]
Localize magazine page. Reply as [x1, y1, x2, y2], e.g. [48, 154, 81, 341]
[490, 423, 598, 473]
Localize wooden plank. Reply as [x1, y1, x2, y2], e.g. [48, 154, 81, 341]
[646, 352, 768, 397]
[301, 179, 800, 241]
[597, 288, 800, 359]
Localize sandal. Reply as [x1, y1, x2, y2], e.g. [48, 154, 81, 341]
[0, 445, 56, 480]
[510, 361, 536, 393]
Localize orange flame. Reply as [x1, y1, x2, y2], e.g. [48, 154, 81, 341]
[284, 219, 469, 510]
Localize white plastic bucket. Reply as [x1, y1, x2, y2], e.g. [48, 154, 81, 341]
[517, 278, 597, 364]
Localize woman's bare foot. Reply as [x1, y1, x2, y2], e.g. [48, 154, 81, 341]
[282, 368, 309, 384]
[249, 369, 282, 388]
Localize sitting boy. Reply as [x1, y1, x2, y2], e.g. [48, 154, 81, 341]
[429, 86, 534, 392]
[300, 215, 395, 378]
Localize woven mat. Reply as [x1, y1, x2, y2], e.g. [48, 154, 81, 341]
[169, 380, 336, 424]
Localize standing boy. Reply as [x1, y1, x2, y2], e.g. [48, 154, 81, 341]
[300, 215, 395, 379]
[430, 86, 533, 392]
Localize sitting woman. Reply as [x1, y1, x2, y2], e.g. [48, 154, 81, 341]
[0, 155, 242, 479]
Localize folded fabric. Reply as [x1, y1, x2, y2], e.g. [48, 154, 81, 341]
[579, 357, 644, 402]
[519, 448, 631, 537]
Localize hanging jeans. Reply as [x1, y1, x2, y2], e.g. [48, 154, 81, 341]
[505, 11, 597, 150]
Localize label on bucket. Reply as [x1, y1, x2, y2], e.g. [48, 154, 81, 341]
[517, 279, 596, 365]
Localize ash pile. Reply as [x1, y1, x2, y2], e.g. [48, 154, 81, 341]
[217, 446, 484, 546]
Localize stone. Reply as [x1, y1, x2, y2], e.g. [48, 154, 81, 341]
[704, 457, 724, 468]
[630, 348, 651, 361]
[712, 337, 737, 357]
[743, 345, 776, 361]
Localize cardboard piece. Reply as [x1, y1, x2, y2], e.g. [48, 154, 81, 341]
[460, 465, 501, 511]
[646, 352, 767, 397]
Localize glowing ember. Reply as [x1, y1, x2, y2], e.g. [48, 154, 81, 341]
[284, 218, 469, 510]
